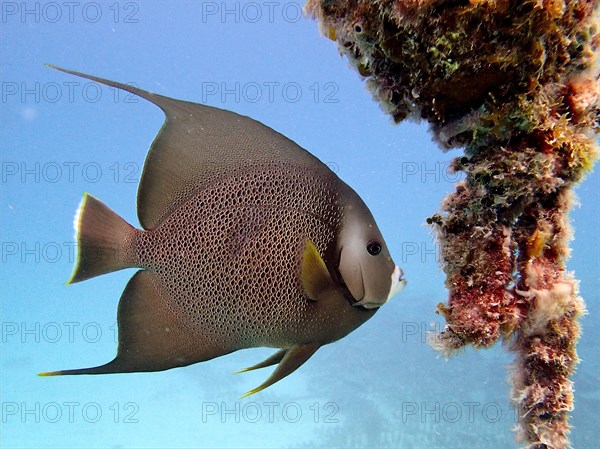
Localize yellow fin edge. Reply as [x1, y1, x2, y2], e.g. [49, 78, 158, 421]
[240, 385, 267, 399]
[38, 371, 63, 377]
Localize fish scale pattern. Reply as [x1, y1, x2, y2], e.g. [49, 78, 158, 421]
[134, 164, 346, 351]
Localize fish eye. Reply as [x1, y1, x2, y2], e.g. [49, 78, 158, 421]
[366, 241, 382, 256]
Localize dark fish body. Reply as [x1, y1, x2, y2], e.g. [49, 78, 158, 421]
[41, 66, 406, 396]
[129, 165, 374, 360]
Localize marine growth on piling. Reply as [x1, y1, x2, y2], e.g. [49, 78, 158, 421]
[305, 1, 599, 448]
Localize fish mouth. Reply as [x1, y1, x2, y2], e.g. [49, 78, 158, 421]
[388, 265, 407, 300]
[352, 266, 407, 310]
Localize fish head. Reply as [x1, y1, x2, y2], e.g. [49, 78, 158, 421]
[336, 202, 407, 310]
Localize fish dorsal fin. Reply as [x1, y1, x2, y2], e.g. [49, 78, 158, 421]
[48, 65, 325, 229]
[301, 240, 334, 301]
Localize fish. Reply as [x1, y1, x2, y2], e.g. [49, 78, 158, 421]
[39, 65, 407, 397]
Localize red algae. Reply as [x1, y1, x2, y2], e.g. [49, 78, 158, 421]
[305, 1, 599, 447]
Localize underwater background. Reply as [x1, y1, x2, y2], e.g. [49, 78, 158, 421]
[1, 2, 598, 448]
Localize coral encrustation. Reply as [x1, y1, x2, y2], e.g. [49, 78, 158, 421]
[305, 1, 599, 448]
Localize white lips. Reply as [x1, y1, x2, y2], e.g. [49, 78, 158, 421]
[352, 266, 407, 309]
[388, 265, 407, 301]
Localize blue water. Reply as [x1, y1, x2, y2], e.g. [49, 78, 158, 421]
[1, 2, 598, 448]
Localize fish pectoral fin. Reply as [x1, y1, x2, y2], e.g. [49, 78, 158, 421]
[240, 343, 320, 399]
[301, 239, 334, 301]
[234, 349, 287, 374]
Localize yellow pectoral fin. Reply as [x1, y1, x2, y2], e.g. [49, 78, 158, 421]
[301, 239, 334, 301]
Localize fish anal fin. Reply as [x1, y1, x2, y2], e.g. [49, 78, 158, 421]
[301, 240, 334, 301]
[40, 271, 225, 376]
[240, 344, 320, 398]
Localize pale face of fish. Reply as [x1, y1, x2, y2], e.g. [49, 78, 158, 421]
[337, 202, 407, 309]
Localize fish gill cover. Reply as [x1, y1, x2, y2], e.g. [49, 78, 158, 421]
[304, 1, 600, 448]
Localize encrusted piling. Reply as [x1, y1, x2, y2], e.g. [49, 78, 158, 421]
[305, 1, 599, 447]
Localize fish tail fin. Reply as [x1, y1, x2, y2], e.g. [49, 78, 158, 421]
[67, 193, 138, 284]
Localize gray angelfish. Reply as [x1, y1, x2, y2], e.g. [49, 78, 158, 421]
[39, 65, 407, 397]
